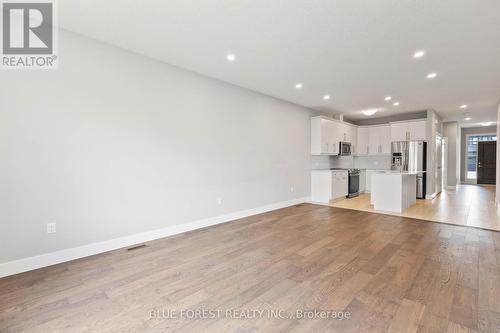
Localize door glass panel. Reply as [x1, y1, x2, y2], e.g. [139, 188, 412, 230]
[466, 134, 497, 179]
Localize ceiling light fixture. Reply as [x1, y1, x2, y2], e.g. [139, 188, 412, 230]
[481, 122, 493, 126]
[295, 83, 303, 89]
[413, 50, 426, 58]
[323, 95, 330, 100]
[460, 104, 468, 109]
[426, 72, 437, 79]
[362, 109, 378, 116]
[465, 117, 471, 121]
[226, 53, 236, 62]
[393, 102, 400, 106]
[384, 96, 392, 101]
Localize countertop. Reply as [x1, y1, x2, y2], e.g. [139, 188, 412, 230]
[311, 168, 389, 172]
[371, 170, 426, 175]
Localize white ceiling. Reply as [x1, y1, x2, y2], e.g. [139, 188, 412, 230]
[59, 0, 500, 126]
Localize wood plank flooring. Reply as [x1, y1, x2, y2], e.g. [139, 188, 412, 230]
[332, 185, 500, 231]
[1, 204, 500, 332]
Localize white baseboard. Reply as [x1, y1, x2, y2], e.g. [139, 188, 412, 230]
[425, 192, 437, 200]
[0, 197, 309, 278]
[445, 185, 457, 190]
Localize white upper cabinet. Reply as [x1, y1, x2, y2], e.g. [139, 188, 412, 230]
[357, 127, 370, 156]
[390, 120, 427, 142]
[312, 117, 427, 156]
[311, 117, 338, 155]
[379, 125, 391, 154]
[408, 120, 427, 140]
[357, 125, 390, 156]
[347, 125, 358, 154]
[311, 117, 358, 155]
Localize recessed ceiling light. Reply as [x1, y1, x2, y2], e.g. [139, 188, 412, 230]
[426, 72, 437, 79]
[413, 50, 426, 58]
[393, 102, 400, 106]
[323, 95, 331, 100]
[226, 53, 236, 62]
[295, 83, 303, 89]
[464, 117, 471, 121]
[460, 104, 468, 109]
[384, 96, 392, 101]
[362, 109, 378, 116]
[481, 122, 493, 126]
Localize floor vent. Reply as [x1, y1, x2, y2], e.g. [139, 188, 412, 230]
[127, 244, 147, 251]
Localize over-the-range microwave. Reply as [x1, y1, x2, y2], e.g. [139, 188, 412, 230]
[339, 142, 352, 156]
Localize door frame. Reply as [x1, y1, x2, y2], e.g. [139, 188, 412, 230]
[435, 135, 443, 194]
[477, 140, 497, 185]
[463, 132, 496, 184]
[442, 137, 448, 190]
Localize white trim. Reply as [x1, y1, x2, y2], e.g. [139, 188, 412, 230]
[445, 185, 456, 190]
[463, 132, 497, 182]
[0, 197, 309, 278]
[311, 115, 357, 127]
[425, 192, 437, 200]
[388, 118, 427, 125]
[307, 200, 332, 207]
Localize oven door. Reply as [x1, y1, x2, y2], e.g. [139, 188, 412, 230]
[348, 172, 360, 198]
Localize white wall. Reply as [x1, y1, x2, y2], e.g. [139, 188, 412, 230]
[0, 30, 316, 264]
[443, 122, 460, 187]
[426, 110, 443, 197]
[497, 101, 500, 206]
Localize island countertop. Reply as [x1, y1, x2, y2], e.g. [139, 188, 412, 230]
[371, 170, 426, 175]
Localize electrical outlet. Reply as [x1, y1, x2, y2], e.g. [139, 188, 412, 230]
[47, 222, 56, 234]
[217, 197, 223, 205]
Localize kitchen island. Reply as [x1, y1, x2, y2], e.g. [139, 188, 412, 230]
[370, 171, 417, 213]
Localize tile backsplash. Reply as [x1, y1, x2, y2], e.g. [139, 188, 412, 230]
[354, 155, 391, 170]
[330, 155, 391, 170]
[311, 155, 391, 170]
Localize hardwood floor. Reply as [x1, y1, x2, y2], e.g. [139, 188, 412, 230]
[1, 204, 500, 332]
[332, 185, 500, 232]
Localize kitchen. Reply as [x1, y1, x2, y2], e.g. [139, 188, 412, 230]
[311, 115, 428, 213]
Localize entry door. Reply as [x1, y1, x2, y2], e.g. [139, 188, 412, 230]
[477, 141, 497, 184]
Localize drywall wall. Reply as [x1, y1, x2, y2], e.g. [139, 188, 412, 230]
[345, 111, 427, 126]
[0, 29, 316, 264]
[460, 125, 497, 182]
[443, 122, 460, 187]
[497, 101, 500, 206]
[426, 110, 443, 198]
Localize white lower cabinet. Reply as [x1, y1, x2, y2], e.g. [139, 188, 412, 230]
[332, 171, 348, 199]
[311, 170, 348, 203]
[359, 170, 366, 192]
[365, 170, 374, 192]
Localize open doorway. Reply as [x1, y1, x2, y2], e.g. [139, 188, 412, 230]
[477, 141, 497, 184]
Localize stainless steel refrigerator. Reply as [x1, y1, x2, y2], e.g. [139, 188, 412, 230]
[391, 141, 427, 199]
